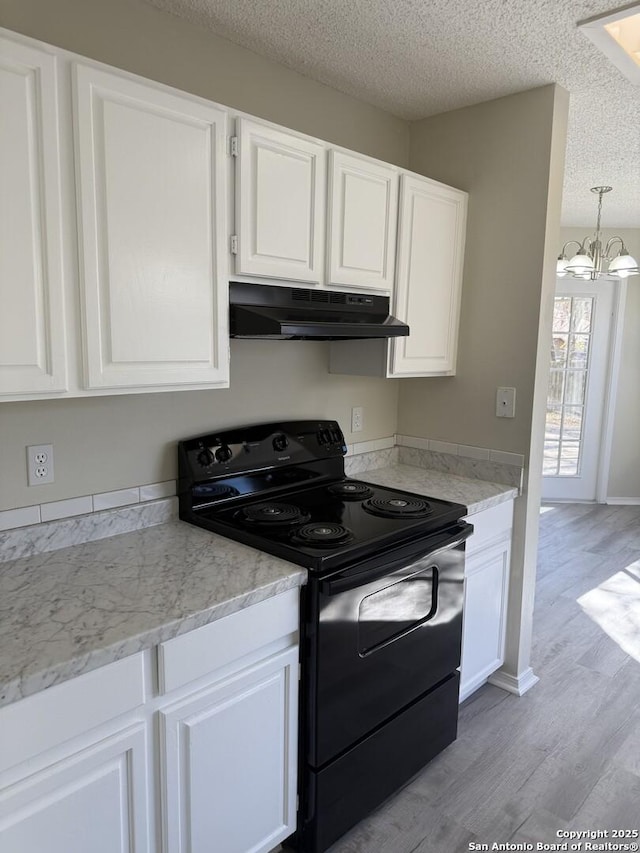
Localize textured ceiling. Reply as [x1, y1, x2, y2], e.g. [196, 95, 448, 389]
[145, 0, 639, 227]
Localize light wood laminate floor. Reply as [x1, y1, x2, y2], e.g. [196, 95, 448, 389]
[280, 503, 640, 852]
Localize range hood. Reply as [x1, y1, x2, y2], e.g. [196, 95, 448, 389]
[229, 282, 409, 341]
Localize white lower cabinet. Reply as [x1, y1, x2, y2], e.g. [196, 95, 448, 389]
[0, 724, 150, 853]
[160, 646, 298, 853]
[459, 501, 513, 702]
[0, 654, 151, 853]
[156, 587, 299, 853]
[0, 589, 300, 853]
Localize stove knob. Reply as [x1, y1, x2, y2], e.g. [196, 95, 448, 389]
[272, 434, 289, 452]
[215, 445, 233, 463]
[196, 448, 215, 467]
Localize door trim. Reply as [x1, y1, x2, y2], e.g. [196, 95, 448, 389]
[544, 277, 625, 503]
[596, 278, 627, 503]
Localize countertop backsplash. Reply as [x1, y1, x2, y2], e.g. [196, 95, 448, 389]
[0, 434, 523, 562]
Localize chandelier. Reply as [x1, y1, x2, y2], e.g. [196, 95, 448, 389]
[557, 186, 639, 279]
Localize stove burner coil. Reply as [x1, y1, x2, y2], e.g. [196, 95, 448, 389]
[362, 497, 432, 518]
[236, 503, 309, 527]
[327, 481, 374, 500]
[291, 522, 354, 547]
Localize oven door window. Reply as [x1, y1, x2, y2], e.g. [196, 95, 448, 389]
[357, 565, 438, 656]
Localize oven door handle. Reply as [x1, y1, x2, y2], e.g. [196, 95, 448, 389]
[319, 521, 473, 597]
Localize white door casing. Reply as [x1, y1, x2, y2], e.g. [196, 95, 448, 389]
[390, 174, 467, 376]
[326, 150, 398, 291]
[73, 63, 229, 390]
[0, 37, 67, 396]
[235, 118, 326, 283]
[542, 279, 616, 501]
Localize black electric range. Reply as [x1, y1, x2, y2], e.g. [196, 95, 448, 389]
[178, 420, 472, 853]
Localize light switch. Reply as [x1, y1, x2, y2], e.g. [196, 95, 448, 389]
[496, 387, 516, 418]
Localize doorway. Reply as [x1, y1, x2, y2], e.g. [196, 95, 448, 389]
[542, 278, 617, 502]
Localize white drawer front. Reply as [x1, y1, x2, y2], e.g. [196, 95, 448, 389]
[0, 653, 145, 774]
[466, 500, 514, 555]
[158, 588, 299, 694]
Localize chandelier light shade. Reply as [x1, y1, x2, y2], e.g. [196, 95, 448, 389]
[557, 186, 639, 280]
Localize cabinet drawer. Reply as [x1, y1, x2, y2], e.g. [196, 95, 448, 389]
[158, 588, 299, 693]
[466, 500, 514, 556]
[0, 653, 145, 774]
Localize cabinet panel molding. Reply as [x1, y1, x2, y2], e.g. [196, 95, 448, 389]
[0, 37, 67, 396]
[160, 646, 298, 853]
[390, 174, 467, 377]
[327, 150, 398, 290]
[0, 724, 150, 853]
[236, 118, 326, 282]
[73, 63, 229, 390]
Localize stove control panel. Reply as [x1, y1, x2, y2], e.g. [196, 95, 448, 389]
[179, 420, 347, 487]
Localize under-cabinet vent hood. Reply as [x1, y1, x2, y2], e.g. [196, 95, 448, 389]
[229, 282, 409, 341]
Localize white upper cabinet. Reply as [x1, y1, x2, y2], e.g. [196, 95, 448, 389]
[326, 150, 398, 291]
[0, 37, 67, 397]
[329, 173, 467, 379]
[73, 64, 229, 390]
[390, 174, 467, 376]
[235, 118, 326, 283]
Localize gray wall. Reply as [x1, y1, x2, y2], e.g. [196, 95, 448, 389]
[0, 0, 409, 512]
[559, 227, 640, 500]
[400, 85, 570, 681]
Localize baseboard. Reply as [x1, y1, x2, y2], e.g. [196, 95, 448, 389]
[606, 497, 640, 505]
[487, 667, 539, 697]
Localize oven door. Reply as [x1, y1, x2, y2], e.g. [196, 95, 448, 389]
[304, 521, 472, 768]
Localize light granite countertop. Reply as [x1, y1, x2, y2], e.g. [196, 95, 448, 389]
[0, 521, 304, 709]
[0, 464, 515, 711]
[356, 464, 518, 514]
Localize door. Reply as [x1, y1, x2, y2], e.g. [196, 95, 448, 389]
[160, 647, 298, 853]
[326, 150, 398, 291]
[73, 64, 229, 390]
[0, 725, 149, 853]
[390, 174, 467, 376]
[0, 37, 67, 397]
[235, 118, 326, 283]
[542, 279, 615, 501]
[309, 526, 469, 767]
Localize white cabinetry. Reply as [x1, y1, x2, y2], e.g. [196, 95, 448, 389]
[73, 64, 229, 391]
[0, 655, 150, 853]
[160, 647, 298, 853]
[459, 501, 513, 702]
[235, 117, 326, 283]
[390, 174, 466, 376]
[326, 150, 398, 291]
[0, 37, 67, 397]
[158, 588, 299, 853]
[0, 589, 300, 853]
[329, 172, 467, 378]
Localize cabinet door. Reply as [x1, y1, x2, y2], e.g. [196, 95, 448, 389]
[0, 724, 150, 853]
[327, 150, 397, 291]
[0, 37, 67, 396]
[73, 64, 228, 390]
[459, 537, 511, 702]
[390, 174, 467, 376]
[236, 118, 325, 282]
[160, 646, 298, 853]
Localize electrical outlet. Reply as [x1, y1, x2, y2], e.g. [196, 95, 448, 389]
[496, 387, 516, 418]
[27, 444, 54, 486]
[351, 406, 364, 433]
